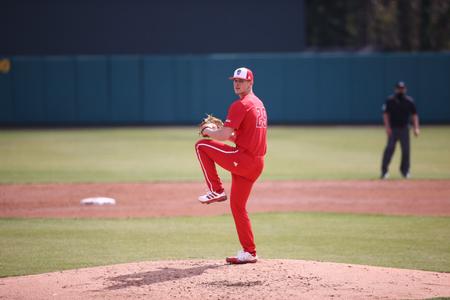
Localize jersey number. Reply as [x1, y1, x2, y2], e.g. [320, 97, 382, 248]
[256, 107, 267, 128]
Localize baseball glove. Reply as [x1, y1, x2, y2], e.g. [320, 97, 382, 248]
[199, 114, 223, 137]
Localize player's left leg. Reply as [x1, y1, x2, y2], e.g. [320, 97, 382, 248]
[195, 139, 258, 192]
[195, 139, 241, 203]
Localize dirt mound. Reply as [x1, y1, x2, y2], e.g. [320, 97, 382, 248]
[1, 259, 449, 299]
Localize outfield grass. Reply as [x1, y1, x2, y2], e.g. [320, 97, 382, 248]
[0, 126, 449, 183]
[1, 212, 449, 277]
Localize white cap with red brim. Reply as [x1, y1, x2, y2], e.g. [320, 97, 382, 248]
[229, 67, 254, 81]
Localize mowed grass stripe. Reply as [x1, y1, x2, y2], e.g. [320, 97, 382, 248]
[1, 212, 449, 277]
[0, 126, 449, 183]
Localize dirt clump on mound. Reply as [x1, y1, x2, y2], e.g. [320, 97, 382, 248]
[1, 259, 449, 300]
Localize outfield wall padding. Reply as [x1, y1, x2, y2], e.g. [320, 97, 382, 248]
[0, 53, 449, 125]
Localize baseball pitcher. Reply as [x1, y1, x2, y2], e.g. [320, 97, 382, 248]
[195, 67, 267, 264]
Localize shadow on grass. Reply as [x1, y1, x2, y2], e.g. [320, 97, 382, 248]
[105, 263, 223, 290]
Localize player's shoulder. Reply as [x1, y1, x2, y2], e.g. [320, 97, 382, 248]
[228, 99, 247, 115]
[230, 98, 245, 109]
[242, 93, 264, 107]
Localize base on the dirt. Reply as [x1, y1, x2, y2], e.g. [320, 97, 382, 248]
[80, 197, 116, 205]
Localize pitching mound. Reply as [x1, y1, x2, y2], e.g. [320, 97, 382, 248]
[1, 259, 449, 299]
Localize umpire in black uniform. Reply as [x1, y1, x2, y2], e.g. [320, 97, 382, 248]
[381, 81, 420, 179]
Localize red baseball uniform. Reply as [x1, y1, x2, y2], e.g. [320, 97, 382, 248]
[195, 92, 267, 255]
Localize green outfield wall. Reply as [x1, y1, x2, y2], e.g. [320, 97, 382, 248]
[0, 53, 449, 125]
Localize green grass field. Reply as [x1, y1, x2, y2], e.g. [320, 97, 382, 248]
[0, 126, 449, 183]
[0, 126, 449, 277]
[1, 213, 449, 277]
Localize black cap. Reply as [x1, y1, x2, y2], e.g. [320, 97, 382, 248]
[395, 81, 406, 88]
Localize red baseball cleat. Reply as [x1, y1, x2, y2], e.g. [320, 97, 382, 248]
[226, 250, 258, 264]
[198, 191, 227, 204]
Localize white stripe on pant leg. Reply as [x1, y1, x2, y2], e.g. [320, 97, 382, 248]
[195, 145, 213, 191]
[195, 143, 239, 192]
[196, 143, 239, 155]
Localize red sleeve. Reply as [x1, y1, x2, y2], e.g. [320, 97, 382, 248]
[224, 101, 246, 130]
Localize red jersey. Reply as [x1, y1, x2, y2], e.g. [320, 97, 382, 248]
[224, 93, 267, 157]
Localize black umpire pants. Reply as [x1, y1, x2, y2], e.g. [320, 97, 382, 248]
[381, 127, 410, 176]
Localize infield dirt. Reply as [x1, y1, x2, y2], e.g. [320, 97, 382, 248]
[1, 180, 449, 218]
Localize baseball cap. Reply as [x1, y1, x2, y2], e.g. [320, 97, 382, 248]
[395, 81, 406, 88]
[229, 67, 254, 81]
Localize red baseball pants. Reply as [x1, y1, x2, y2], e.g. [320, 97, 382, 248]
[195, 139, 264, 255]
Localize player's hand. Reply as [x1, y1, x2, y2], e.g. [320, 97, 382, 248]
[199, 114, 223, 137]
[200, 123, 217, 137]
[413, 127, 420, 137]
